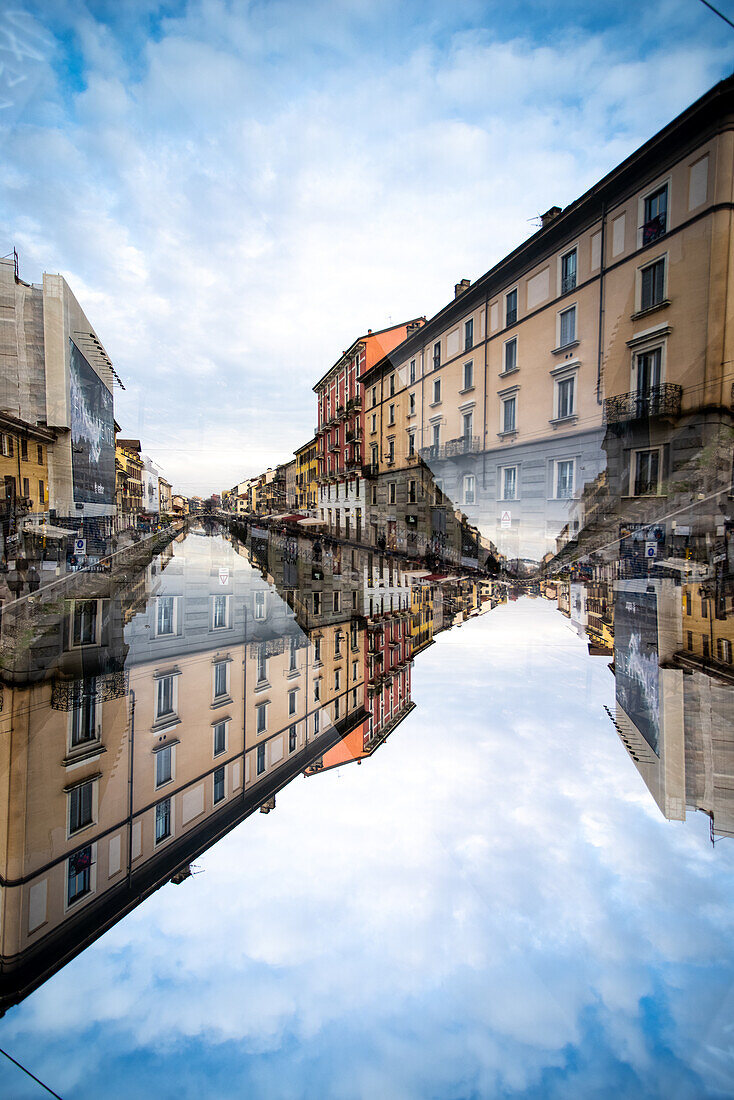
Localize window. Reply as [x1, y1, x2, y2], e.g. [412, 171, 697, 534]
[559, 306, 576, 347]
[409, 392, 416, 415]
[73, 600, 98, 646]
[71, 679, 97, 747]
[433, 342, 441, 370]
[289, 724, 297, 752]
[387, 439, 394, 464]
[256, 742, 265, 775]
[717, 638, 732, 664]
[156, 674, 175, 719]
[213, 661, 228, 699]
[408, 479, 416, 504]
[288, 689, 297, 715]
[333, 591, 340, 613]
[643, 184, 667, 242]
[371, 484, 377, 505]
[463, 475, 475, 505]
[433, 379, 441, 404]
[409, 359, 416, 384]
[503, 337, 517, 374]
[289, 637, 298, 672]
[408, 432, 415, 457]
[555, 459, 575, 499]
[556, 375, 575, 420]
[685, 591, 692, 616]
[212, 594, 228, 629]
[390, 374, 395, 396]
[214, 721, 227, 756]
[314, 679, 321, 702]
[313, 591, 321, 615]
[561, 249, 577, 294]
[313, 636, 322, 663]
[22, 477, 30, 499]
[502, 466, 518, 500]
[432, 423, 440, 449]
[371, 413, 377, 433]
[502, 395, 516, 433]
[462, 411, 473, 440]
[506, 288, 517, 326]
[463, 361, 473, 390]
[256, 648, 268, 684]
[371, 386, 377, 407]
[156, 745, 173, 788]
[703, 635, 710, 659]
[37, 444, 43, 464]
[388, 403, 395, 425]
[314, 709, 320, 735]
[334, 695, 340, 719]
[633, 449, 661, 496]
[640, 257, 665, 311]
[254, 590, 266, 620]
[389, 482, 396, 505]
[155, 798, 171, 843]
[213, 766, 225, 804]
[352, 659, 359, 681]
[67, 846, 92, 905]
[335, 668, 341, 690]
[69, 781, 94, 834]
[464, 318, 473, 350]
[38, 479, 45, 503]
[20, 438, 28, 460]
[157, 596, 175, 636]
[702, 598, 708, 619]
[687, 630, 694, 651]
[256, 702, 267, 734]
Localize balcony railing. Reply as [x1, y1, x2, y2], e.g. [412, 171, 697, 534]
[420, 435, 480, 461]
[506, 308, 517, 326]
[642, 213, 666, 245]
[561, 273, 576, 294]
[604, 384, 682, 425]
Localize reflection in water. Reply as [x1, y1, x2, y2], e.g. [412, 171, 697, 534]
[0, 522, 499, 1013]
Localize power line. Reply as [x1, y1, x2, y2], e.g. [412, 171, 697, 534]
[698, 0, 734, 30]
[0, 1046, 64, 1099]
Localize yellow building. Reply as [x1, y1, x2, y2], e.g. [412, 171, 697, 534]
[410, 581, 434, 654]
[294, 437, 319, 511]
[0, 413, 53, 533]
[681, 581, 734, 670]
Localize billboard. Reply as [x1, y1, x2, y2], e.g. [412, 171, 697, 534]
[614, 589, 660, 755]
[69, 340, 115, 505]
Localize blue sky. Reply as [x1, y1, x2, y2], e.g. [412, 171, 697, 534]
[1, 598, 734, 1098]
[0, 1, 732, 494]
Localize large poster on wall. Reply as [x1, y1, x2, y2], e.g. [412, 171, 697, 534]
[614, 588, 660, 755]
[69, 340, 115, 505]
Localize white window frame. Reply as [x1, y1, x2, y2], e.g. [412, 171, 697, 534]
[211, 593, 230, 630]
[432, 379, 441, 405]
[66, 777, 98, 839]
[212, 660, 230, 701]
[551, 364, 579, 422]
[502, 337, 518, 374]
[253, 590, 267, 620]
[213, 719, 229, 757]
[154, 742, 176, 789]
[256, 700, 268, 735]
[70, 599, 103, 648]
[637, 176, 671, 248]
[505, 286, 518, 326]
[552, 457, 576, 500]
[499, 390, 518, 434]
[629, 332, 667, 393]
[154, 672, 179, 723]
[558, 244, 579, 295]
[154, 796, 174, 846]
[499, 464, 519, 501]
[462, 361, 474, 391]
[213, 764, 227, 805]
[463, 474, 475, 505]
[155, 595, 177, 638]
[556, 303, 577, 349]
[630, 446, 664, 497]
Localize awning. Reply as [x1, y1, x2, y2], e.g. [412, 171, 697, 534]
[298, 517, 324, 527]
[22, 522, 75, 539]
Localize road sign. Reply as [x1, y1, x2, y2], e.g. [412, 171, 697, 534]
[218, 568, 229, 585]
[645, 542, 657, 558]
[74, 538, 86, 555]
[500, 511, 511, 530]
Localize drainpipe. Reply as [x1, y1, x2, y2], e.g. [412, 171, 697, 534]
[126, 688, 135, 887]
[596, 199, 607, 406]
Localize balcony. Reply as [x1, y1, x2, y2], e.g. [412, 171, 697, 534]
[347, 395, 362, 413]
[604, 384, 682, 425]
[561, 273, 576, 295]
[419, 435, 480, 461]
[328, 441, 340, 452]
[362, 463, 378, 478]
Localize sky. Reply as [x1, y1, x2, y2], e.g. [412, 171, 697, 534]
[1, 596, 734, 1098]
[0, 0, 732, 495]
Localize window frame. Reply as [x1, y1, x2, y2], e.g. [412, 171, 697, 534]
[505, 287, 518, 327]
[499, 464, 519, 501]
[630, 446, 664, 497]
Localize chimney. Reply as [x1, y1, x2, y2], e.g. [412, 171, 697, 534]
[454, 278, 471, 298]
[406, 319, 422, 336]
[540, 206, 562, 229]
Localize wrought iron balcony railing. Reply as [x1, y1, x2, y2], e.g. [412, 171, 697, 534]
[642, 213, 666, 245]
[420, 436, 480, 461]
[604, 383, 682, 425]
[561, 273, 576, 294]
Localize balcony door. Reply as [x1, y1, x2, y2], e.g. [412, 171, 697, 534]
[634, 347, 661, 417]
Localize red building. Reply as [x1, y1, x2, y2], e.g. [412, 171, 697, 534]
[314, 321, 423, 541]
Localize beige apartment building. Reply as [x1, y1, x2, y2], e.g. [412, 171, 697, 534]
[361, 75, 734, 562]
